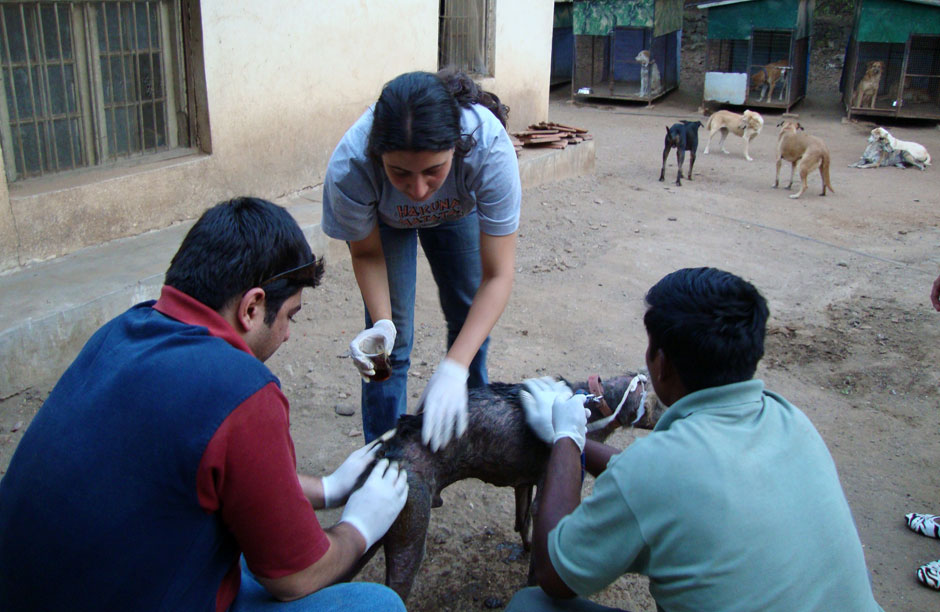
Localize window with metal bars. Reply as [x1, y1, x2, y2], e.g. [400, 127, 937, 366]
[0, 0, 188, 182]
[438, 0, 492, 76]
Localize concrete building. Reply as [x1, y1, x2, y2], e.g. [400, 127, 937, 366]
[0, 0, 554, 273]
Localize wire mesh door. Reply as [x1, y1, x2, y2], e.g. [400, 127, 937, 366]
[748, 29, 794, 105]
[897, 35, 940, 117]
[849, 42, 904, 112]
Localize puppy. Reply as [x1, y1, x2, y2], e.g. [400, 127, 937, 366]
[853, 60, 884, 109]
[870, 126, 931, 170]
[751, 59, 791, 102]
[636, 50, 662, 97]
[774, 120, 835, 198]
[349, 371, 661, 600]
[703, 109, 764, 161]
[659, 121, 702, 186]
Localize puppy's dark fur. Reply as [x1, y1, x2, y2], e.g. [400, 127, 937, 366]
[659, 120, 702, 186]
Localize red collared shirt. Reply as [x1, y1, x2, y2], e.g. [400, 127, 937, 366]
[154, 287, 330, 611]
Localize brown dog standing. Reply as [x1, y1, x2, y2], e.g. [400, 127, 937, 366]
[751, 59, 790, 102]
[853, 60, 884, 108]
[774, 120, 835, 199]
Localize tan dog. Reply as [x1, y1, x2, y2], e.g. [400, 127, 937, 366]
[887, 76, 932, 106]
[870, 127, 931, 170]
[774, 120, 835, 199]
[852, 60, 884, 108]
[635, 49, 661, 97]
[751, 59, 791, 102]
[703, 109, 764, 161]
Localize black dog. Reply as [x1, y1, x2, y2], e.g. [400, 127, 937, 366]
[659, 120, 702, 186]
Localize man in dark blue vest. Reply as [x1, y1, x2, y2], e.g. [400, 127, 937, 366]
[0, 197, 408, 611]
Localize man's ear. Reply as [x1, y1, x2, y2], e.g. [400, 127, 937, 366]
[657, 349, 679, 384]
[234, 288, 267, 333]
[650, 347, 668, 383]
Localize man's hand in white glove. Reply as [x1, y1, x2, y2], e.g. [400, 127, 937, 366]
[418, 358, 469, 452]
[552, 392, 589, 452]
[321, 441, 380, 508]
[340, 459, 409, 551]
[349, 319, 396, 381]
[519, 377, 575, 444]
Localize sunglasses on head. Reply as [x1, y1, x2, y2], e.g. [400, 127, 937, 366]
[259, 257, 321, 287]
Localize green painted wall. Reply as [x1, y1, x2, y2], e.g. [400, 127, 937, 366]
[573, 0, 655, 35]
[707, 0, 801, 39]
[854, 0, 940, 42]
[655, 0, 685, 36]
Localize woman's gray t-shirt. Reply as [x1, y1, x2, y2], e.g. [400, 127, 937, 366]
[321, 103, 521, 241]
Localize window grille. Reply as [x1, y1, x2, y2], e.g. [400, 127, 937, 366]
[439, 0, 491, 76]
[0, 0, 187, 182]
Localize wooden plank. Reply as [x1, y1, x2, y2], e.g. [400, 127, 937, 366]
[528, 121, 589, 134]
[522, 135, 562, 143]
[513, 129, 561, 137]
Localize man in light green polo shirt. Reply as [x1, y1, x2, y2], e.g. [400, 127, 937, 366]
[507, 267, 883, 612]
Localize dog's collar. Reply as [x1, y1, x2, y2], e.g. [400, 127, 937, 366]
[585, 374, 649, 433]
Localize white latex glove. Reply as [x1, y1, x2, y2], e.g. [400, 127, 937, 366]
[340, 459, 409, 550]
[520, 377, 575, 444]
[552, 392, 589, 452]
[418, 358, 469, 452]
[349, 319, 396, 381]
[321, 441, 380, 509]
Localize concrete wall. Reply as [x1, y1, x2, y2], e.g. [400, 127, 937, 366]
[0, 0, 552, 273]
[488, 1, 554, 132]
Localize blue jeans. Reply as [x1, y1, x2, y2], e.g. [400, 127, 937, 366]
[232, 561, 405, 611]
[360, 211, 489, 442]
[505, 587, 628, 612]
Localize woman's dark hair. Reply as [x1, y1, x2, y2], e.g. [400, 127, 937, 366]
[366, 69, 509, 161]
[643, 267, 769, 393]
[165, 197, 323, 324]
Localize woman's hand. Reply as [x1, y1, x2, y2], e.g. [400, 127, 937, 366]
[349, 320, 396, 381]
[418, 358, 469, 452]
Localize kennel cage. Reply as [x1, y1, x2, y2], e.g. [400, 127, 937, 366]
[697, 0, 813, 110]
[842, 0, 940, 120]
[570, 0, 682, 104]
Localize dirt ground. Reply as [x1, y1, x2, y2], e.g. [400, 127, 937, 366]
[3, 11, 940, 611]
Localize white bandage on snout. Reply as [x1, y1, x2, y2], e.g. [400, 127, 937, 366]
[586, 374, 648, 432]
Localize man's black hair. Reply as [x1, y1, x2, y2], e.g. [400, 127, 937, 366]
[165, 197, 323, 324]
[643, 267, 769, 392]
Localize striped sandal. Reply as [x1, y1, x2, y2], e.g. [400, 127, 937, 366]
[917, 560, 940, 590]
[906, 513, 940, 539]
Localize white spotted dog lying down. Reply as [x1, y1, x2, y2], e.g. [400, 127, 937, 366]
[850, 132, 918, 169]
[870, 127, 931, 170]
[849, 137, 907, 169]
